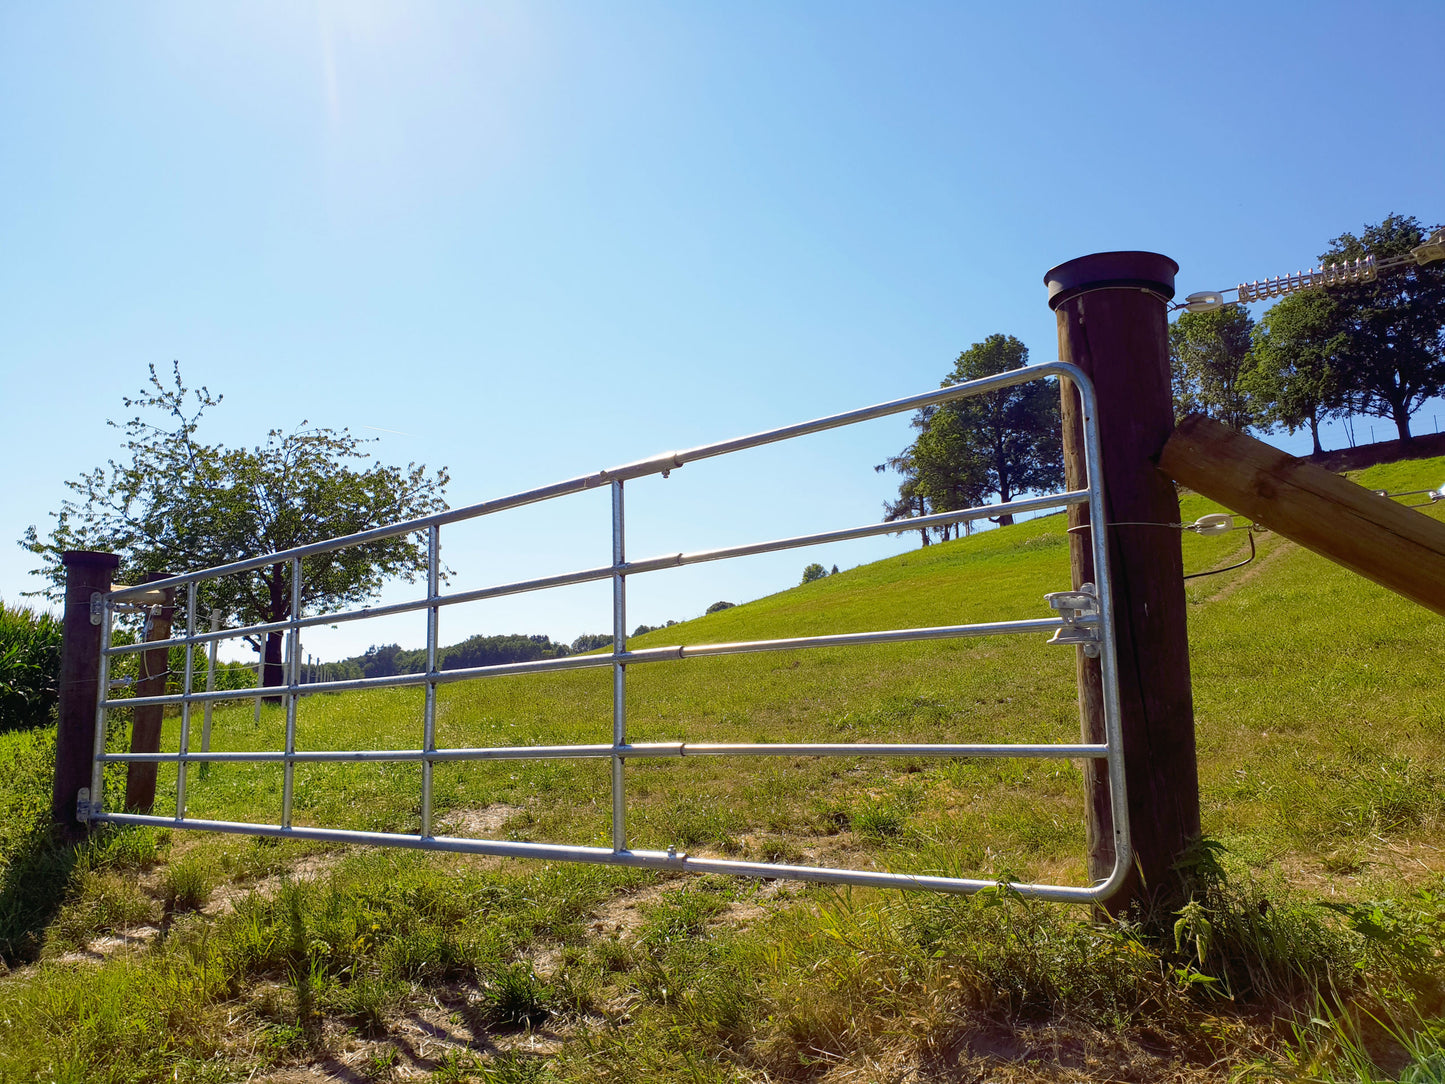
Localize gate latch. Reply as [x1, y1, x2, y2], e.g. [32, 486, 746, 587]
[1044, 582, 1101, 658]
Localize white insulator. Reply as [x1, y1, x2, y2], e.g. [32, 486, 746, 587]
[1191, 513, 1236, 537]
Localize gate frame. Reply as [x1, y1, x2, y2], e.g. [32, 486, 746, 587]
[63, 361, 1132, 905]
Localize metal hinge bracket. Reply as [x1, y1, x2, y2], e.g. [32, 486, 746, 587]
[1044, 582, 1101, 658]
[90, 592, 104, 626]
[76, 786, 100, 823]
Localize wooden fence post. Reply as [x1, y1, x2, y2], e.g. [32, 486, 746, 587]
[53, 550, 120, 838]
[123, 572, 175, 814]
[1045, 252, 1200, 912]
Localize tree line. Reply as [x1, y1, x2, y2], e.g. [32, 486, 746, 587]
[880, 214, 1445, 543]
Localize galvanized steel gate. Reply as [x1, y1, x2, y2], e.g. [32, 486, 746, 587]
[86, 362, 1130, 904]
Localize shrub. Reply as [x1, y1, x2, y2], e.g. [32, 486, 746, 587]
[0, 601, 62, 732]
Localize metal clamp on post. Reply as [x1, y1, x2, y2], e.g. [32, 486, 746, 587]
[76, 787, 98, 823]
[1044, 582, 1101, 658]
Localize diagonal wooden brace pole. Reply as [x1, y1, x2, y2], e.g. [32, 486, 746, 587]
[1160, 414, 1445, 617]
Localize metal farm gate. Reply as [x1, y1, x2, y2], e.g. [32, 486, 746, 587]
[84, 362, 1129, 904]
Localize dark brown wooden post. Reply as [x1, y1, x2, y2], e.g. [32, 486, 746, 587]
[53, 550, 121, 838]
[1045, 252, 1199, 912]
[123, 572, 175, 814]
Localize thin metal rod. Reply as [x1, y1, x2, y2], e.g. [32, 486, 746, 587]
[105, 741, 1110, 765]
[107, 614, 1091, 711]
[88, 811, 1109, 904]
[281, 557, 301, 829]
[89, 600, 114, 811]
[175, 583, 197, 821]
[611, 479, 626, 854]
[421, 524, 439, 838]
[1068, 372, 1132, 899]
[108, 362, 1092, 601]
[201, 608, 218, 758]
[104, 488, 1091, 655]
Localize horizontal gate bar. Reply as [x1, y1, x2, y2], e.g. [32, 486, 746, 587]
[89, 812, 1109, 904]
[109, 362, 1090, 602]
[104, 487, 1090, 656]
[101, 741, 1110, 765]
[105, 614, 1093, 710]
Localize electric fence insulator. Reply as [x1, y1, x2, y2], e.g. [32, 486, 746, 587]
[1237, 257, 1377, 303]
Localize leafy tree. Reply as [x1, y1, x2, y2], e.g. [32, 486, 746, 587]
[1317, 214, 1445, 442]
[1243, 290, 1345, 454]
[875, 453, 936, 546]
[910, 334, 1061, 527]
[800, 563, 828, 584]
[21, 363, 449, 693]
[1169, 306, 1258, 430]
[704, 601, 735, 614]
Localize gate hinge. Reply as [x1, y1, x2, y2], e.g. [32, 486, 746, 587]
[90, 592, 105, 626]
[76, 786, 101, 823]
[1044, 582, 1101, 658]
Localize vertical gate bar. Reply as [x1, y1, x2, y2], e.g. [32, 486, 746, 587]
[175, 583, 197, 820]
[1074, 375, 1132, 887]
[421, 524, 440, 837]
[281, 557, 302, 829]
[89, 598, 115, 816]
[202, 608, 218, 761]
[611, 479, 627, 853]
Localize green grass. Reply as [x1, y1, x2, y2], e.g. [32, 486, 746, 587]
[2, 454, 1444, 1081]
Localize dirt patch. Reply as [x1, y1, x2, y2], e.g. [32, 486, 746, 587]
[435, 803, 526, 838]
[204, 851, 341, 917]
[53, 925, 161, 965]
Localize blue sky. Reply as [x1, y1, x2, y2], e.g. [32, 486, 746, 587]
[3, 2, 1442, 661]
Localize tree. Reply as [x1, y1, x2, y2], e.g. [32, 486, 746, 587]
[1317, 214, 1445, 442]
[875, 452, 936, 546]
[800, 563, 828, 584]
[910, 334, 1061, 527]
[704, 601, 735, 614]
[22, 363, 449, 694]
[1243, 290, 1345, 455]
[1169, 306, 1258, 430]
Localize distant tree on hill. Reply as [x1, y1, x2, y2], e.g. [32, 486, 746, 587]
[1244, 290, 1345, 454]
[898, 334, 1061, 529]
[705, 601, 735, 614]
[570, 632, 614, 653]
[1169, 306, 1259, 431]
[801, 563, 828, 584]
[1315, 214, 1445, 442]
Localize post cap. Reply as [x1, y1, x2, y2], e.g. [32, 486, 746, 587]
[1044, 251, 1178, 310]
[61, 550, 122, 569]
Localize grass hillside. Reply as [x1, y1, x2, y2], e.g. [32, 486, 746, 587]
[2, 456, 1444, 1083]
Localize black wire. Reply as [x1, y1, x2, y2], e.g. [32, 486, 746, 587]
[1183, 531, 1256, 581]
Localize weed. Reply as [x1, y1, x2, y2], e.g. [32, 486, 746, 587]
[478, 961, 553, 1029]
[638, 886, 729, 948]
[329, 972, 400, 1038]
[477, 1051, 550, 1083]
[163, 856, 214, 914]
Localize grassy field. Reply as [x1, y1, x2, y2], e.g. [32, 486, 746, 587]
[2, 456, 1444, 1082]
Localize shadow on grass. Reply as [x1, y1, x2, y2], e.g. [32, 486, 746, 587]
[0, 823, 82, 965]
[0, 726, 80, 966]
